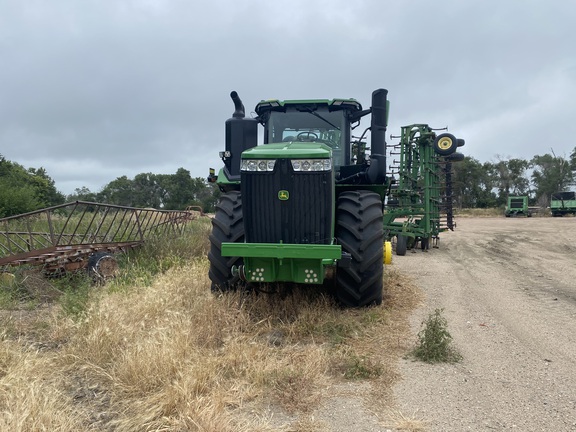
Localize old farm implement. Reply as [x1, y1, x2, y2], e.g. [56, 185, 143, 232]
[384, 124, 465, 255]
[0, 201, 194, 278]
[550, 191, 576, 217]
[504, 196, 532, 217]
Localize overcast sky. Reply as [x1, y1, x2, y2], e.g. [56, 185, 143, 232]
[1, 0, 575, 195]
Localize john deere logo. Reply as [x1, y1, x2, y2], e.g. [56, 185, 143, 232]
[278, 190, 289, 201]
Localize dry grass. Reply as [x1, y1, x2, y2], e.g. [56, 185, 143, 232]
[455, 207, 502, 217]
[0, 258, 422, 431]
[385, 409, 426, 431]
[0, 337, 86, 431]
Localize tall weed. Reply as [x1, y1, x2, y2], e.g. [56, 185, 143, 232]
[411, 308, 462, 363]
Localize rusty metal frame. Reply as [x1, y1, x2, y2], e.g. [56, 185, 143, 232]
[0, 201, 194, 273]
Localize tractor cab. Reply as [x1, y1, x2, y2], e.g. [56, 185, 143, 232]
[255, 98, 363, 172]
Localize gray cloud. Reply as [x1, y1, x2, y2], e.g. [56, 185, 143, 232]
[1, 0, 575, 194]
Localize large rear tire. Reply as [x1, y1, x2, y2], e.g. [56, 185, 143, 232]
[335, 191, 384, 307]
[208, 191, 244, 292]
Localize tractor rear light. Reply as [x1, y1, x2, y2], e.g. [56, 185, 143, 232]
[240, 159, 276, 172]
[291, 158, 332, 172]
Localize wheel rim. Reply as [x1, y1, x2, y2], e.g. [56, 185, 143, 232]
[384, 241, 393, 264]
[437, 136, 453, 150]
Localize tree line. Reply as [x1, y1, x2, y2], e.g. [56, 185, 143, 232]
[452, 149, 576, 208]
[1, 148, 575, 218]
[66, 168, 219, 213]
[0, 155, 218, 218]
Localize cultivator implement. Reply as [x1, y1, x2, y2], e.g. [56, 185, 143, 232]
[384, 124, 464, 254]
[0, 201, 193, 274]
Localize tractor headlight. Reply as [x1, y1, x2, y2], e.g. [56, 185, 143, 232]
[240, 159, 277, 172]
[291, 158, 332, 172]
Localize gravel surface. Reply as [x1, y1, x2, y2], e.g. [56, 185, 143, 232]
[392, 217, 576, 431]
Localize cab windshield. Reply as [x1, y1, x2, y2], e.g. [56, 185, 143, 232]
[266, 109, 346, 167]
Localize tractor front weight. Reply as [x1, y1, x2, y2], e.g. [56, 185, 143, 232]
[222, 242, 341, 284]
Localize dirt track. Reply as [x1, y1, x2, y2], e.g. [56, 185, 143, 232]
[393, 217, 576, 431]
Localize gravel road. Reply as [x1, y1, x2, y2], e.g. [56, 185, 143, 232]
[392, 217, 576, 431]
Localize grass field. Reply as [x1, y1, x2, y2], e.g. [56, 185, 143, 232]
[1, 218, 422, 431]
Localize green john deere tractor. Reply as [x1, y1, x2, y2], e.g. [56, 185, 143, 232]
[207, 89, 462, 307]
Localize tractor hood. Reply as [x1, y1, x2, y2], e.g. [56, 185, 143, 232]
[241, 142, 332, 160]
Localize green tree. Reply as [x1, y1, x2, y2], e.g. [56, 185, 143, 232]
[452, 157, 498, 208]
[155, 169, 217, 211]
[27, 167, 66, 206]
[97, 176, 135, 206]
[493, 157, 531, 206]
[94, 169, 217, 211]
[132, 173, 165, 208]
[531, 153, 574, 206]
[200, 182, 220, 213]
[0, 155, 65, 216]
[188, 177, 213, 209]
[0, 178, 41, 217]
[162, 168, 196, 210]
[66, 186, 98, 203]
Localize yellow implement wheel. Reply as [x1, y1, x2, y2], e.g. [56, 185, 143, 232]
[384, 241, 392, 265]
[433, 133, 457, 156]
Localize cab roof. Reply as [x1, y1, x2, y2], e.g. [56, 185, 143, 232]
[255, 98, 362, 115]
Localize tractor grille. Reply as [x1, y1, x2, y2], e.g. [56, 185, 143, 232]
[241, 159, 333, 244]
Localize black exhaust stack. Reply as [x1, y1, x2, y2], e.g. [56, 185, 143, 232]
[224, 91, 258, 181]
[366, 88, 388, 184]
[231, 91, 245, 118]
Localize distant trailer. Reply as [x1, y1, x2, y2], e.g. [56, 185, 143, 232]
[550, 192, 576, 217]
[505, 196, 531, 217]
